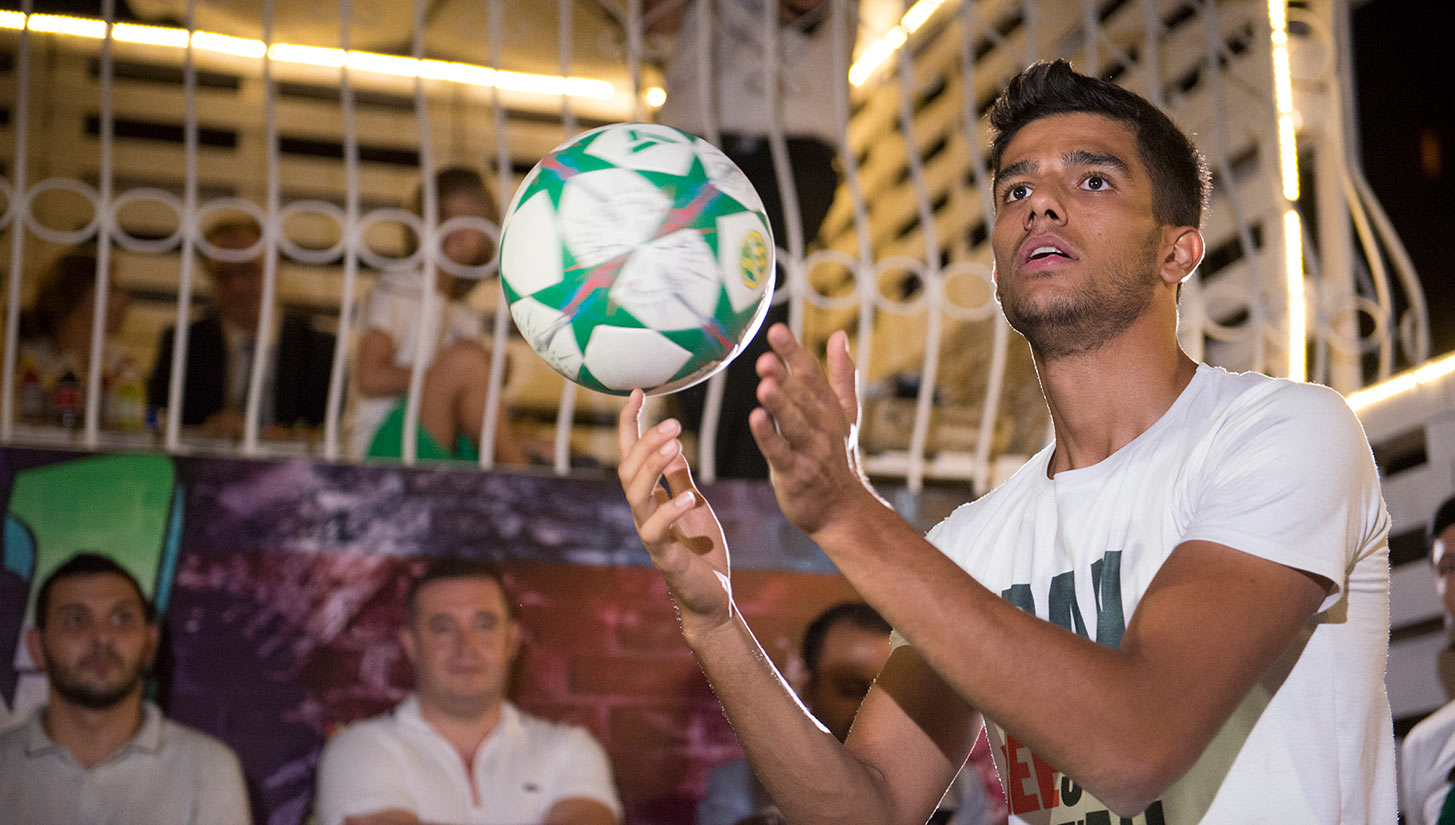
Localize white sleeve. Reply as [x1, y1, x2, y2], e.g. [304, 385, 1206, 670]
[1179, 381, 1388, 610]
[1402, 731, 1430, 825]
[547, 726, 623, 820]
[314, 725, 418, 825]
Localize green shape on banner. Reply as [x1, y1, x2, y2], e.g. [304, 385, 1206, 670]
[7, 454, 177, 625]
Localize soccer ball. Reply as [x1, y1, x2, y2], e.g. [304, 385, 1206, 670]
[499, 123, 774, 396]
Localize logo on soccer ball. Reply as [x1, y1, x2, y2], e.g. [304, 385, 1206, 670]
[739, 230, 769, 289]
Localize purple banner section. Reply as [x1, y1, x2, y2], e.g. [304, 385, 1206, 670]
[0, 446, 861, 825]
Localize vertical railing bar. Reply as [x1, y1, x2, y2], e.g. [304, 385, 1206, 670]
[1201, 0, 1267, 373]
[1141, 0, 1164, 108]
[551, 0, 580, 476]
[164, 0, 202, 452]
[0, 0, 34, 442]
[691, 0, 725, 482]
[480, 0, 514, 470]
[829, 0, 877, 415]
[403, 0, 439, 467]
[324, 0, 363, 461]
[960, 0, 1011, 496]
[83, 0, 118, 449]
[1081, 0, 1100, 78]
[244, 0, 284, 454]
[892, 0, 941, 495]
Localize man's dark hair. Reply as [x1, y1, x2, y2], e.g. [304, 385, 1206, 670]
[801, 602, 892, 675]
[34, 552, 154, 629]
[988, 59, 1212, 229]
[1429, 496, 1455, 556]
[404, 557, 516, 623]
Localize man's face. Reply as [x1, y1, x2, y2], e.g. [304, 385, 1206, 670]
[401, 577, 519, 718]
[25, 573, 157, 711]
[1433, 525, 1455, 620]
[804, 622, 892, 742]
[990, 112, 1169, 360]
[206, 229, 264, 331]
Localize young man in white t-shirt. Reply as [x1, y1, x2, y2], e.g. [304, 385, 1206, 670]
[618, 59, 1394, 824]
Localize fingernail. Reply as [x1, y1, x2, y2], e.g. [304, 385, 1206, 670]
[657, 419, 679, 435]
[674, 491, 694, 508]
[658, 440, 677, 456]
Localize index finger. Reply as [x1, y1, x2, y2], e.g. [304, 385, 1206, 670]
[617, 388, 646, 459]
[764, 322, 823, 379]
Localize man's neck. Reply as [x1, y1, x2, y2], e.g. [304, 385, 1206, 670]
[416, 695, 505, 770]
[42, 691, 146, 770]
[1036, 323, 1198, 476]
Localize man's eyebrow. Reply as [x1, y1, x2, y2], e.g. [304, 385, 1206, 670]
[993, 159, 1036, 188]
[1065, 150, 1131, 174]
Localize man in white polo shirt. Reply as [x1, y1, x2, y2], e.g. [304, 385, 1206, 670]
[314, 558, 621, 825]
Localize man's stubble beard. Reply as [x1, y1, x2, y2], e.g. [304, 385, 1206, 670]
[47, 647, 147, 711]
[998, 233, 1163, 361]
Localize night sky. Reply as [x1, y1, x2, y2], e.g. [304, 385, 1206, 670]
[1352, 0, 1455, 359]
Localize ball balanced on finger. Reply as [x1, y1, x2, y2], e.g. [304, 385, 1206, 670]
[500, 122, 775, 396]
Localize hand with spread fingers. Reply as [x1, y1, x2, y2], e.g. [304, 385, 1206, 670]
[748, 324, 880, 540]
[617, 389, 734, 636]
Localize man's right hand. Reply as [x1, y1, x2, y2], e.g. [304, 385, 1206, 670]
[617, 389, 734, 641]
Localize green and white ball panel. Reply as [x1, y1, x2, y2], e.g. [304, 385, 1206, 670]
[582, 327, 695, 393]
[558, 168, 673, 267]
[508, 297, 585, 382]
[608, 230, 721, 331]
[581, 123, 699, 176]
[498, 190, 564, 295]
[694, 137, 767, 215]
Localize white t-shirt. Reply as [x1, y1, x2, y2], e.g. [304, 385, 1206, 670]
[348, 269, 484, 457]
[314, 696, 621, 825]
[656, 0, 857, 147]
[919, 365, 1394, 824]
[1401, 699, 1455, 825]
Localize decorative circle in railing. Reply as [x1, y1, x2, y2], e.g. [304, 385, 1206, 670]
[0, 175, 15, 233]
[353, 207, 424, 272]
[1197, 275, 1265, 343]
[24, 177, 102, 246]
[193, 197, 270, 262]
[799, 248, 866, 313]
[430, 214, 499, 280]
[938, 260, 999, 323]
[870, 256, 930, 315]
[109, 188, 185, 254]
[276, 199, 348, 265]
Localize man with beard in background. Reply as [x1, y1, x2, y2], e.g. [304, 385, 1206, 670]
[0, 552, 250, 825]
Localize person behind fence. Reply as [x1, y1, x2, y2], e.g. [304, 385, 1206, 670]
[1399, 496, 1455, 825]
[146, 218, 337, 439]
[697, 601, 1005, 825]
[618, 58, 1394, 823]
[651, 0, 855, 479]
[349, 167, 529, 465]
[314, 558, 621, 825]
[0, 552, 251, 825]
[14, 247, 143, 431]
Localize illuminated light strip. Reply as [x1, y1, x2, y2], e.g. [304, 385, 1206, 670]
[0, 10, 614, 100]
[1284, 209, 1305, 383]
[1277, 115, 1299, 200]
[1268, 0, 1303, 381]
[849, 0, 945, 87]
[1347, 352, 1455, 412]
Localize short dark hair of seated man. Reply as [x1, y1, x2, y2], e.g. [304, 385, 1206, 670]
[313, 557, 622, 825]
[146, 219, 337, 438]
[0, 552, 250, 825]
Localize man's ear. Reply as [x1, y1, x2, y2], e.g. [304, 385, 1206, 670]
[1161, 226, 1205, 285]
[25, 627, 46, 672]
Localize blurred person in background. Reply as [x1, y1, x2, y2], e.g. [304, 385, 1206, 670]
[349, 167, 529, 465]
[146, 218, 336, 439]
[15, 247, 143, 431]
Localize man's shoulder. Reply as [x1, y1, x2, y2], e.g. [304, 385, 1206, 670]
[508, 705, 605, 751]
[155, 713, 242, 767]
[1406, 699, 1455, 748]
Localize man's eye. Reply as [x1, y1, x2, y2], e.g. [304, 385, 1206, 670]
[1083, 175, 1108, 191]
[1004, 184, 1030, 202]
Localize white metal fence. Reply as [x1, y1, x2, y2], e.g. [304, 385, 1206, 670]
[0, 0, 1427, 493]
